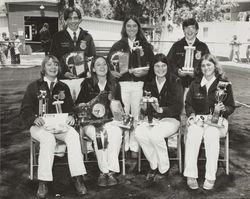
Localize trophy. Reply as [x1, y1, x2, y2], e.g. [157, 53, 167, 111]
[52, 91, 65, 113]
[205, 81, 230, 127]
[38, 90, 48, 116]
[182, 46, 196, 74]
[133, 40, 142, 68]
[142, 91, 154, 124]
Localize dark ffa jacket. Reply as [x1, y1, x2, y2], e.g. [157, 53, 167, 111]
[107, 38, 154, 82]
[20, 78, 74, 128]
[166, 37, 210, 88]
[143, 75, 183, 121]
[75, 77, 123, 118]
[185, 77, 235, 118]
[50, 28, 96, 78]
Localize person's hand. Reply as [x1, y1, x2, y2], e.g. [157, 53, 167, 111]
[131, 68, 149, 77]
[111, 70, 122, 78]
[64, 72, 78, 79]
[215, 102, 226, 112]
[151, 97, 163, 113]
[140, 98, 147, 111]
[178, 69, 188, 77]
[66, 115, 75, 126]
[187, 113, 196, 126]
[34, 117, 45, 127]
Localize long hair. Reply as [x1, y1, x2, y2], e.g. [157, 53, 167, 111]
[40, 55, 61, 77]
[90, 56, 114, 85]
[89, 56, 118, 98]
[121, 16, 150, 48]
[194, 54, 226, 79]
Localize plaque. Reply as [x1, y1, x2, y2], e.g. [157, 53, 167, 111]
[62, 51, 86, 76]
[110, 51, 129, 74]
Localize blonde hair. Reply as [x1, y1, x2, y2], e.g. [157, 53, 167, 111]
[40, 55, 61, 77]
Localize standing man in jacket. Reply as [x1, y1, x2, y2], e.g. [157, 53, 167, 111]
[167, 18, 210, 103]
[50, 7, 96, 79]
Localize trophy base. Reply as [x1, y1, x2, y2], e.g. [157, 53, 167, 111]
[180, 69, 194, 75]
[204, 116, 224, 128]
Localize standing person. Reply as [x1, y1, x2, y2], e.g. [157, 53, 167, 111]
[14, 34, 22, 64]
[107, 16, 154, 159]
[135, 53, 183, 181]
[9, 40, 15, 64]
[166, 18, 210, 103]
[184, 54, 235, 190]
[20, 55, 87, 198]
[40, 23, 51, 56]
[1, 32, 10, 58]
[229, 35, 241, 62]
[75, 56, 123, 187]
[0, 39, 7, 66]
[50, 7, 96, 79]
[246, 39, 250, 63]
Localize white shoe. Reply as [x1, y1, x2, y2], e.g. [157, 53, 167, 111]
[187, 177, 198, 190]
[203, 179, 215, 190]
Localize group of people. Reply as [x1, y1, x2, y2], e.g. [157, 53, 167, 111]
[0, 32, 22, 66]
[20, 7, 235, 199]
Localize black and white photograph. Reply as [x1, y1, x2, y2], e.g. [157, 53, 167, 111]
[0, 0, 250, 199]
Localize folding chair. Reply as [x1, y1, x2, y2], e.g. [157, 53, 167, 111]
[29, 138, 68, 180]
[138, 128, 182, 173]
[198, 132, 229, 175]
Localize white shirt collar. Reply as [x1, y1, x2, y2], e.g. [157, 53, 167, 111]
[155, 77, 166, 93]
[98, 80, 107, 91]
[185, 38, 196, 46]
[200, 75, 216, 92]
[67, 27, 80, 40]
[128, 38, 136, 52]
[44, 76, 57, 87]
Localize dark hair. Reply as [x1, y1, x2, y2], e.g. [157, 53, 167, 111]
[121, 16, 150, 47]
[41, 55, 61, 77]
[89, 56, 117, 96]
[182, 18, 199, 30]
[90, 56, 113, 84]
[149, 53, 171, 81]
[64, 7, 82, 21]
[194, 54, 225, 79]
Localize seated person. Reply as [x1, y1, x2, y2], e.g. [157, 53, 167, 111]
[135, 53, 183, 181]
[184, 54, 235, 190]
[75, 56, 123, 187]
[20, 55, 87, 198]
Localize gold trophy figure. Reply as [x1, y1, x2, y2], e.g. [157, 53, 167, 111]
[182, 46, 196, 74]
[38, 90, 48, 116]
[133, 40, 142, 68]
[206, 81, 230, 127]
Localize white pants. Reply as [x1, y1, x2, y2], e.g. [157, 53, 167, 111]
[30, 125, 86, 181]
[84, 122, 123, 174]
[120, 81, 143, 152]
[183, 115, 228, 181]
[135, 118, 180, 174]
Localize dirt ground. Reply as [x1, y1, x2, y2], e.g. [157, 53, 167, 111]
[1, 64, 250, 199]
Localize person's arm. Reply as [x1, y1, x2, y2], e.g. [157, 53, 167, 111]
[222, 83, 235, 118]
[161, 79, 183, 117]
[20, 83, 39, 128]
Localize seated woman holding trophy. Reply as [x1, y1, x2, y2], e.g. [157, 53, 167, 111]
[134, 53, 183, 181]
[183, 54, 235, 190]
[20, 55, 87, 199]
[75, 56, 125, 187]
